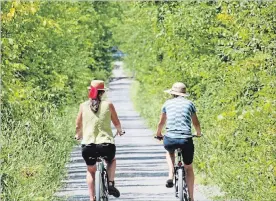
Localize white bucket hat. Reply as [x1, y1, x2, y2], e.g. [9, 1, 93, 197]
[164, 82, 190, 97]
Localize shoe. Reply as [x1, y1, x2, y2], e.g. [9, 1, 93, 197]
[166, 179, 174, 188]
[108, 181, 120, 198]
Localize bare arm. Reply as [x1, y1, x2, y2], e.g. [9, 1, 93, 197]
[156, 113, 167, 137]
[192, 113, 201, 136]
[110, 103, 123, 135]
[75, 104, 83, 140]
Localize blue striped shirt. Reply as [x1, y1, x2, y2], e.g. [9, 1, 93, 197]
[162, 97, 196, 138]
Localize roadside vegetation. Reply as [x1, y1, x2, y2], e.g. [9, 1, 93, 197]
[1, 2, 120, 200]
[114, 1, 276, 201]
[1, 1, 275, 200]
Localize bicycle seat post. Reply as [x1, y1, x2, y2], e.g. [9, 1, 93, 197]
[176, 148, 183, 167]
[96, 157, 104, 172]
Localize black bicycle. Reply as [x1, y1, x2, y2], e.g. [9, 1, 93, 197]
[95, 153, 109, 201]
[95, 131, 125, 201]
[75, 131, 125, 201]
[155, 134, 202, 201]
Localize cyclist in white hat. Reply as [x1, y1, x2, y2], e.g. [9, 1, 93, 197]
[156, 82, 202, 201]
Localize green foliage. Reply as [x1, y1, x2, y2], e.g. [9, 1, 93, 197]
[1, 106, 76, 201]
[115, 1, 276, 200]
[1, 1, 120, 200]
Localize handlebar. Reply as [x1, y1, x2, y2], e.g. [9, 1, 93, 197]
[74, 130, 126, 141]
[192, 134, 203, 138]
[154, 136, 164, 140]
[114, 130, 125, 138]
[74, 136, 82, 141]
[154, 133, 203, 141]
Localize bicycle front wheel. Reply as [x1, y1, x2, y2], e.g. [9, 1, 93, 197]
[177, 168, 184, 201]
[95, 171, 102, 201]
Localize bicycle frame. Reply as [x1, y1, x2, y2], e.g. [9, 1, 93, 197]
[95, 157, 109, 201]
[96, 158, 105, 174]
[77, 131, 125, 201]
[174, 148, 189, 201]
[154, 134, 202, 201]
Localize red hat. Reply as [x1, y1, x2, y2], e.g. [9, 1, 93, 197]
[87, 80, 107, 90]
[88, 80, 107, 99]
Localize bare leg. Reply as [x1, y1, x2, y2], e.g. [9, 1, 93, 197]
[166, 151, 175, 180]
[106, 158, 120, 197]
[106, 158, 116, 184]
[87, 165, 96, 201]
[184, 164, 194, 201]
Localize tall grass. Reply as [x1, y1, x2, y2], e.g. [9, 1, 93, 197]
[0, 106, 77, 201]
[130, 80, 276, 201]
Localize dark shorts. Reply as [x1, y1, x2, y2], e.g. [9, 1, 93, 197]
[81, 143, 116, 166]
[163, 135, 194, 165]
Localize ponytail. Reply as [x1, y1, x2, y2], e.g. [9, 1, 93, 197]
[90, 91, 105, 113]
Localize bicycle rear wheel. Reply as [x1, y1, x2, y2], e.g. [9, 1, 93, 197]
[95, 171, 102, 201]
[177, 168, 184, 201]
[183, 182, 189, 201]
[102, 170, 109, 201]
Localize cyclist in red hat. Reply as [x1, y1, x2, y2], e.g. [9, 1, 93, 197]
[75, 80, 124, 201]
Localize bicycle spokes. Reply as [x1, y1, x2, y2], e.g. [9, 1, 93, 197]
[102, 170, 109, 199]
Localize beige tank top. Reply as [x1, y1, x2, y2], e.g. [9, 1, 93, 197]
[81, 100, 114, 145]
